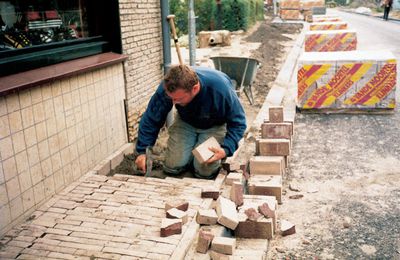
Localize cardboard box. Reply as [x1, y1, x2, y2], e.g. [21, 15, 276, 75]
[297, 50, 397, 110]
[305, 30, 357, 52]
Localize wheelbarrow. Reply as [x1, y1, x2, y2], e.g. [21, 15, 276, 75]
[210, 56, 260, 105]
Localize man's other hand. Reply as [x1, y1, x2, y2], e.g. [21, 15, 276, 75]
[135, 154, 147, 173]
[205, 147, 226, 164]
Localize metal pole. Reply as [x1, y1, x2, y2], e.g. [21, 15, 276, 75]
[188, 0, 196, 66]
[273, 0, 277, 16]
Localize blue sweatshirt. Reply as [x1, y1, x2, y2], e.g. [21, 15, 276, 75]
[136, 67, 247, 157]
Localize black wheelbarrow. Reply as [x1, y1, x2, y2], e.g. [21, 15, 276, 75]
[210, 56, 260, 105]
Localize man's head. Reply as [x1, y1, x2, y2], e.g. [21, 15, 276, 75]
[163, 65, 200, 106]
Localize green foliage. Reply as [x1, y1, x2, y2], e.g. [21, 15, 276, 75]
[169, 0, 264, 36]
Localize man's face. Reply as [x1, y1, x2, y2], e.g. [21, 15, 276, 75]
[165, 83, 200, 107]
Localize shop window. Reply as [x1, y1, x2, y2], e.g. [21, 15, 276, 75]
[0, 0, 122, 76]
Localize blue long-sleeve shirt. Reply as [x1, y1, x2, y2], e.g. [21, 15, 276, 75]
[136, 67, 246, 157]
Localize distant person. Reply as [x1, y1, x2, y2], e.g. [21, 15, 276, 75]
[134, 64, 246, 179]
[382, 0, 393, 20]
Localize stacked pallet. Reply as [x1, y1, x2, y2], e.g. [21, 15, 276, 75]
[279, 0, 301, 20]
[310, 21, 348, 30]
[297, 50, 397, 110]
[304, 29, 357, 52]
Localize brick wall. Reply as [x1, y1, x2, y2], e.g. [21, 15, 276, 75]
[119, 0, 164, 142]
[0, 64, 127, 236]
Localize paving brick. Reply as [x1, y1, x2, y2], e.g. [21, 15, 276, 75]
[74, 249, 122, 259]
[215, 196, 239, 230]
[258, 139, 290, 156]
[59, 241, 103, 251]
[268, 106, 284, 123]
[103, 246, 148, 258]
[166, 208, 188, 224]
[20, 248, 49, 257]
[209, 250, 232, 260]
[221, 161, 240, 172]
[281, 219, 296, 236]
[229, 181, 243, 207]
[248, 175, 283, 204]
[192, 136, 221, 164]
[160, 218, 182, 237]
[211, 236, 236, 255]
[201, 186, 220, 200]
[249, 156, 284, 175]
[196, 209, 218, 225]
[196, 227, 214, 253]
[31, 242, 76, 254]
[164, 200, 189, 212]
[7, 240, 32, 248]
[225, 172, 244, 186]
[235, 212, 274, 239]
[261, 122, 292, 139]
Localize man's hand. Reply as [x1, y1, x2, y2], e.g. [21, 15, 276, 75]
[205, 147, 226, 164]
[135, 154, 147, 173]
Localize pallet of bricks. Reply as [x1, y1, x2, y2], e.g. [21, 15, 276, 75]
[279, 0, 301, 20]
[301, 0, 325, 21]
[173, 106, 296, 258]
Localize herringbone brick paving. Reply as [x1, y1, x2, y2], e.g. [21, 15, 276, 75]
[0, 173, 217, 259]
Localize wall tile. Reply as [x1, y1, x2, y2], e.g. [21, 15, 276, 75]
[0, 161, 4, 184]
[55, 113, 66, 132]
[18, 170, 32, 193]
[31, 88, 43, 105]
[41, 84, 53, 101]
[0, 136, 14, 160]
[21, 188, 35, 211]
[0, 115, 10, 138]
[53, 96, 64, 115]
[3, 157, 17, 181]
[20, 107, 34, 129]
[51, 81, 62, 97]
[14, 151, 29, 175]
[41, 157, 53, 178]
[58, 130, 68, 150]
[33, 182, 45, 205]
[6, 94, 20, 113]
[24, 126, 37, 148]
[9, 196, 24, 219]
[43, 99, 55, 119]
[0, 96, 7, 116]
[53, 169, 64, 192]
[6, 176, 21, 200]
[48, 135, 60, 155]
[35, 121, 47, 142]
[37, 140, 50, 161]
[18, 90, 32, 109]
[43, 175, 55, 198]
[33, 103, 45, 124]
[9, 111, 23, 134]
[30, 163, 43, 186]
[0, 205, 11, 229]
[46, 117, 57, 137]
[0, 183, 8, 206]
[11, 131, 26, 154]
[61, 79, 71, 94]
[27, 145, 40, 167]
[51, 153, 62, 172]
[63, 93, 73, 112]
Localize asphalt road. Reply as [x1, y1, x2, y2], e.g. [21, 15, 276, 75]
[271, 9, 400, 259]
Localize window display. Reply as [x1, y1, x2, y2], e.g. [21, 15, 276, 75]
[0, 0, 121, 76]
[0, 0, 89, 51]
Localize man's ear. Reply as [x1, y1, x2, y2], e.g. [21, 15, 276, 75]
[193, 82, 200, 93]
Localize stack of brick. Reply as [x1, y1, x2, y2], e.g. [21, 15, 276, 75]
[301, 0, 325, 17]
[304, 29, 357, 52]
[313, 15, 342, 22]
[249, 106, 293, 207]
[297, 50, 397, 110]
[279, 0, 301, 20]
[310, 21, 348, 31]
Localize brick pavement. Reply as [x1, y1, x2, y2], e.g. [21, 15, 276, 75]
[0, 173, 221, 260]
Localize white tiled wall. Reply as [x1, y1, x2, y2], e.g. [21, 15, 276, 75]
[0, 63, 127, 235]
